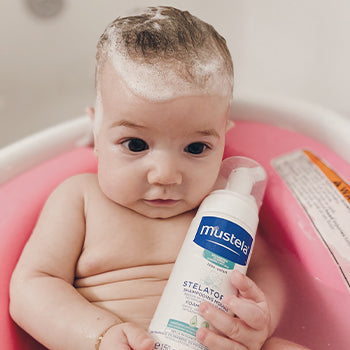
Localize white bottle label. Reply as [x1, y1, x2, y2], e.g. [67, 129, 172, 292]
[149, 215, 254, 350]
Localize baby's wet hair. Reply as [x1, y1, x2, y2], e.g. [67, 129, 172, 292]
[93, 6, 234, 134]
[95, 6, 233, 93]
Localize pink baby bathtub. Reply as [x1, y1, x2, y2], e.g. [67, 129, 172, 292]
[1, 95, 349, 349]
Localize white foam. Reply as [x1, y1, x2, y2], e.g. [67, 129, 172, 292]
[108, 48, 232, 101]
[93, 52, 232, 134]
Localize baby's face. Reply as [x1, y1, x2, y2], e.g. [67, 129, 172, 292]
[94, 61, 231, 218]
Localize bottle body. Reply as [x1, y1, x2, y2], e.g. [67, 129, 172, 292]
[149, 191, 259, 350]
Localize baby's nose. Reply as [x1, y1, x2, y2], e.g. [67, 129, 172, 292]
[147, 156, 182, 186]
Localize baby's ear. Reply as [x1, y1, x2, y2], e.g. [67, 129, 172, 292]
[85, 107, 95, 122]
[226, 119, 235, 133]
[85, 107, 98, 155]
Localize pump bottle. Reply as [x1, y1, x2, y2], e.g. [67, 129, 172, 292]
[149, 156, 267, 350]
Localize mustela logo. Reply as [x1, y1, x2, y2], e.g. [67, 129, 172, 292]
[193, 216, 253, 266]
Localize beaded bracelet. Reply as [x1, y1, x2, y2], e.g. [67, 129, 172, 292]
[95, 323, 119, 350]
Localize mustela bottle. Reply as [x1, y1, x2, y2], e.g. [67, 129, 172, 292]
[148, 156, 267, 350]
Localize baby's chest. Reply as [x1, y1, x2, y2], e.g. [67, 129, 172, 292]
[76, 207, 191, 278]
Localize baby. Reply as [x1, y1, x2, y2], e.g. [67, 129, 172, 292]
[10, 6, 309, 350]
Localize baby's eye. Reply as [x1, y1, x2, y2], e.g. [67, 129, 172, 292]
[184, 142, 209, 155]
[121, 138, 149, 152]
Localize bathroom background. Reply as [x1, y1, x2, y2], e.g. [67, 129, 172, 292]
[1, 0, 349, 148]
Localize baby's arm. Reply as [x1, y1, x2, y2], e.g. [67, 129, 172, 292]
[9, 176, 153, 350]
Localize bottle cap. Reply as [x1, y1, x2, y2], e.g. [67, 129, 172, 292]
[215, 156, 267, 210]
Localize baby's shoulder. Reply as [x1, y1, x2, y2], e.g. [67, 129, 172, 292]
[35, 174, 99, 219]
[63, 173, 98, 187]
[51, 173, 99, 199]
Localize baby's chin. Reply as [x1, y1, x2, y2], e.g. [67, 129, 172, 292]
[128, 200, 199, 219]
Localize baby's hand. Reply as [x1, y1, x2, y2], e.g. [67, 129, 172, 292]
[197, 271, 271, 350]
[100, 322, 154, 350]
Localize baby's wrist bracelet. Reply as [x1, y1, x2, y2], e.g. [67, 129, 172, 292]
[95, 323, 119, 350]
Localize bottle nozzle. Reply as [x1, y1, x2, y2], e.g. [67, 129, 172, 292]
[217, 156, 268, 210]
[226, 166, 266, 195]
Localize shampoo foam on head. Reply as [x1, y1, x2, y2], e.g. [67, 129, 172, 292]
[149, 156, 267, 350]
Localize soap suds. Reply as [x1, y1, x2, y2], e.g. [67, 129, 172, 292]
[108, 46, 232, 101]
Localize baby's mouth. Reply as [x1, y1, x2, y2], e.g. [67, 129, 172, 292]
[144, 199, 180, 207]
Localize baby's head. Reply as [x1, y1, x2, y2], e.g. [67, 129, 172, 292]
[91, 6, 234, 219]
[93, 6, 233, 132]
